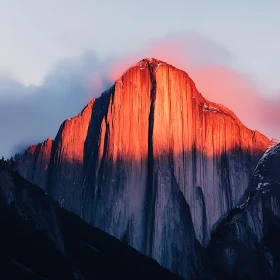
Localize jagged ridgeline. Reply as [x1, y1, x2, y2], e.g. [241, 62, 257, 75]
[17, 58, 271, 279]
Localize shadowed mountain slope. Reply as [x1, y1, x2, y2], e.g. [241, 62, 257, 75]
[207, 142, 280, 280]
[0, 164, 184, 280]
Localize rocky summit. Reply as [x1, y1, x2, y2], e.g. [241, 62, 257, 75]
[17, 58, 272, 279]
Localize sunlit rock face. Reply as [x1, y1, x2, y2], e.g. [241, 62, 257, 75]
[47, 99, 95, 215]
[207, 143, 280, 280]
[18, 58, 270, 278]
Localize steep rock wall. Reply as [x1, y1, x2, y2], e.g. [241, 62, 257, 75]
[18, 58, 270, 278]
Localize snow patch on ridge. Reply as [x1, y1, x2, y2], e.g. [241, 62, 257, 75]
[254, 142, 280, 174]
[202, 103, 220, 113]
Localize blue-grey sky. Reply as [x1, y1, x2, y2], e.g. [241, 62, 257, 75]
[0, 0, 280, 157]
[1, 0, 280, 91]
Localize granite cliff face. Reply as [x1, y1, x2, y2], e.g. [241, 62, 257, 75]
[18, 58, 270, 278]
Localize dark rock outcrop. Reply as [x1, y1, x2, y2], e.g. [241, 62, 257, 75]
[207, 142, 280, 280]
[18, 58, 271, 278]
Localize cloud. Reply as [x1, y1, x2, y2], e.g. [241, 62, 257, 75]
[111, 32, 280, 139]
[0, 32, 279, 158]
[109, 32, 233, 80]
[0, 51, 113, 158]
[186, 65, 280, 138]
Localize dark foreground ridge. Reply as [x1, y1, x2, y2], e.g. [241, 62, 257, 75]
[0, 164, 182, 280]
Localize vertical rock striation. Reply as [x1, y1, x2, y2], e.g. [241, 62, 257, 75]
[47, 99, 95, 214]
[18, 58, 270, 278]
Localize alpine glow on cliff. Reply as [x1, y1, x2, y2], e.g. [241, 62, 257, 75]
[18, 58, 271, 279]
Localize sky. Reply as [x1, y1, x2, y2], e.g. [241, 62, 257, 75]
[0, 0, 280, 157]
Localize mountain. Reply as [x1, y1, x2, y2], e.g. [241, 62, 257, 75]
[207, 142, 280, 279]
[0, 163, 183, 280]
[17, 58, 270, 278]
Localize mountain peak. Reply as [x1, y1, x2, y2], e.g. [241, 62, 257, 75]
[120, 58, 175, 74]
[18, 56, 271, 278]
[137, 57, 168, 65]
